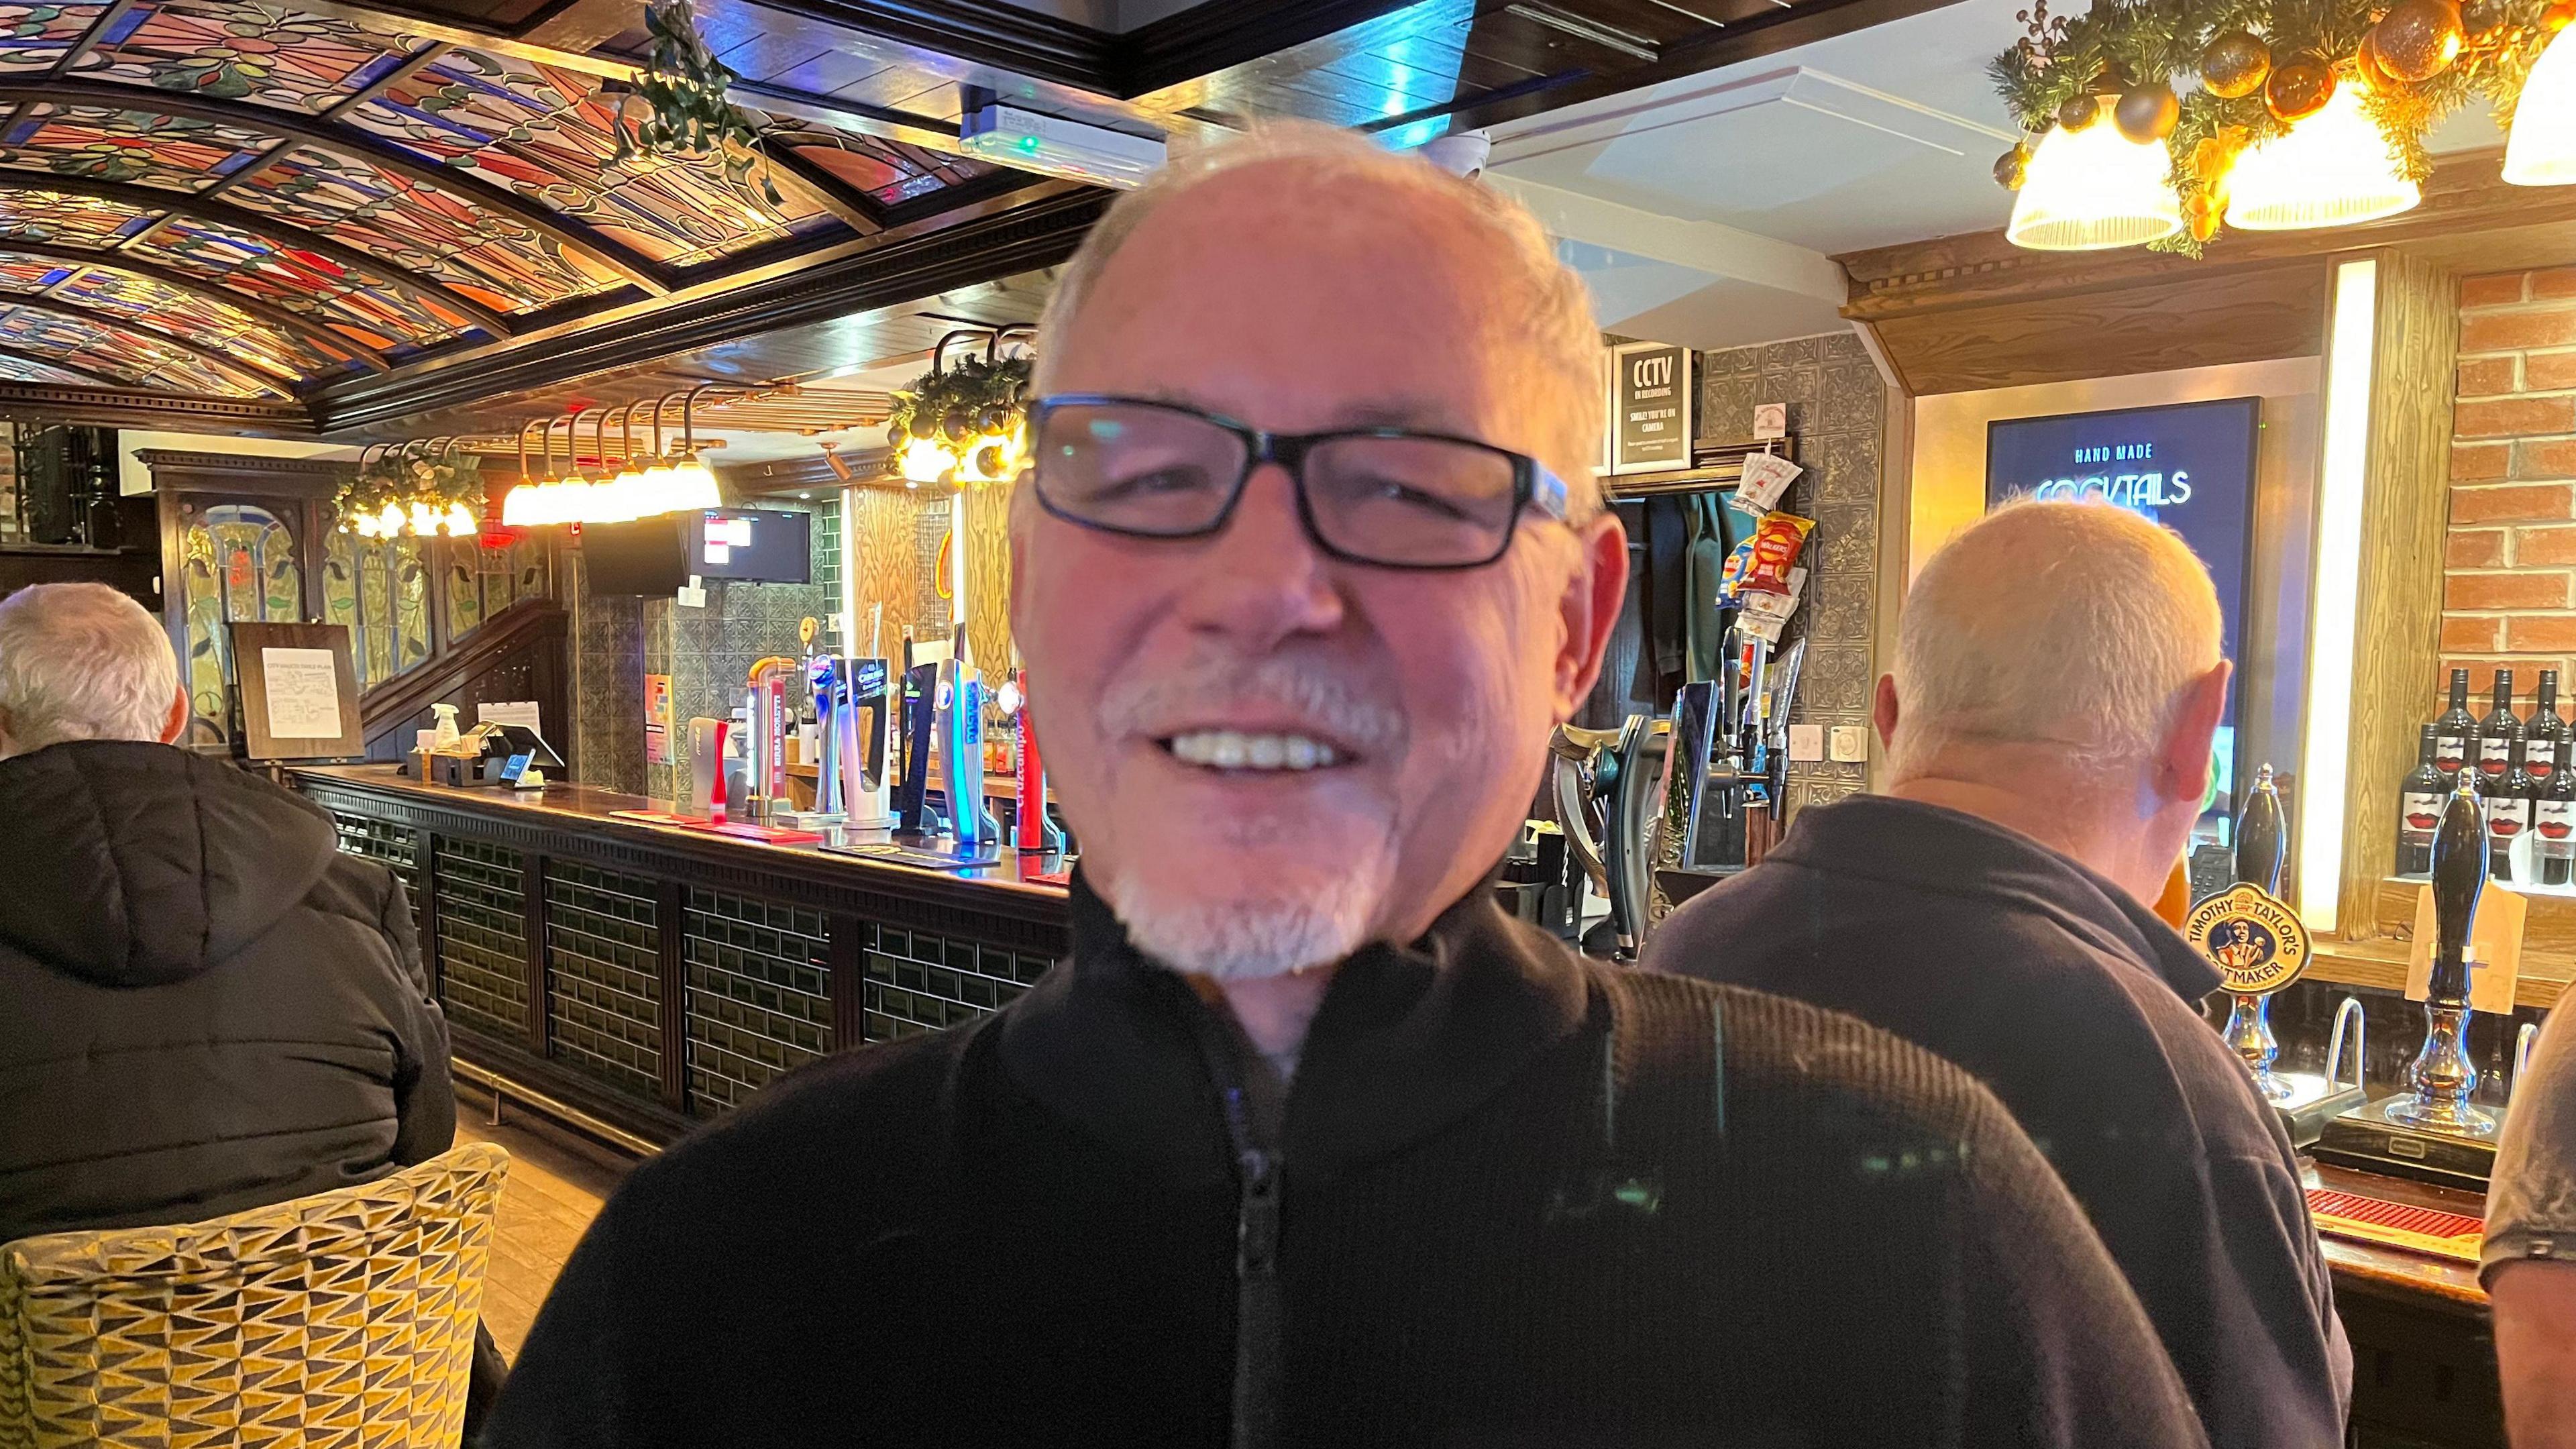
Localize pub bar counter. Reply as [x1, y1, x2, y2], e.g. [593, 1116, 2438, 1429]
[290, 765, 1069, 1149]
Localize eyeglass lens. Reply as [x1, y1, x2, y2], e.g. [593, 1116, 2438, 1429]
[1034, 401, 1522, 568]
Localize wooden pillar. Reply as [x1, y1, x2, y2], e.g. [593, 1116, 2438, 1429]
[2325, 248, 2459, 939]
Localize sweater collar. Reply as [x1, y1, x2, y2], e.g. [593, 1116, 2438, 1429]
[1769, 794, 2221, 1003]
[996, 866, 1591, 1183]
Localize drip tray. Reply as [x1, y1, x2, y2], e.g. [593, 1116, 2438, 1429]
[2306, 1187, 2484, 1265]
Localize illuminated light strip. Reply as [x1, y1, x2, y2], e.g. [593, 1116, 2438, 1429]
[2298, 256, 2379, 934]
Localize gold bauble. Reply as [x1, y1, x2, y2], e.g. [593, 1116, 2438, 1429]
[1994, 142, 2030, 190]
[2265, 54, 2334, 121]
[2372, 0, 2466, 81]
[2355, 28, 2401, 90]
[2057, 93, 2100, 130]
[2201, 31, 2273, 98]
[2114, 82, 2181, 142]
[2461, 0, 2510, 42]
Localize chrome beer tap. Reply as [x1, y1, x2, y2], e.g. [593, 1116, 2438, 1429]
[2385, 770, 2502, 1139]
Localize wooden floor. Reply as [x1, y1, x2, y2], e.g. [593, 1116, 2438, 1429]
[455, 1083, 633, 1359]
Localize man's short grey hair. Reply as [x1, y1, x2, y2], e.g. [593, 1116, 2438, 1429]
[1890, 499, 2222, 780]
[1033, 121, 1606, 519]
[0, 582, 180, 757]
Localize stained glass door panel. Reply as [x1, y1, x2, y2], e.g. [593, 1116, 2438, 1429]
[180, 500, 301, 743]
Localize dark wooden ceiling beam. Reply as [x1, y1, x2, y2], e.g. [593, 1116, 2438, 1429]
[0, 237, 392, 370]
[0, 170, 518, 339]
[1410, 0, 1972, 136]
[0, 345, 127, 388]
[0, 377, 316, 431]
[1836, 147, 2573, 322]
[0, 80, 670, 299]
[309, 183, 1108, 433]
[0, 294, 299, 395]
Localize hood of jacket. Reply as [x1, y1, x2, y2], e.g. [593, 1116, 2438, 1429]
[0, 740, 341, 987]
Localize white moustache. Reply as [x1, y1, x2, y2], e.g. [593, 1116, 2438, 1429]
[1095, 653, 1407, 760]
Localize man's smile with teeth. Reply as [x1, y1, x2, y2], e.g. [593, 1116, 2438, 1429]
[1162, 729, 1346, 771]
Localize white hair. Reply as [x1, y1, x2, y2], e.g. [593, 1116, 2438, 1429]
[1890, 499, 2221, 780]
[0, 582, 180, 759]
[1032, 121, 1607, 519]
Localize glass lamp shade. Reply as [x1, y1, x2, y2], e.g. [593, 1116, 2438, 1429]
[899, 436, 958, 484]
[667, 458, 722, 511]
[2226, 85, 2420, 229]
[2006, 101, 2184, 250]
[2507, 25, 2576, 185]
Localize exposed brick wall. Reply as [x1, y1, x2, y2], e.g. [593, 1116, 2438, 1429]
[2442, 267, 2576, 699]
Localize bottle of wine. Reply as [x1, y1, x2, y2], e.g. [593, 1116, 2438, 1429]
[2542, 739, 2576, 888]
[2433, 667, 2477, 784]
[2479, 668, 2523, 785]
[2484, 735, 2536, 881]
[2531, 669, 2567, 786]
[2398, 724, 2447, 877]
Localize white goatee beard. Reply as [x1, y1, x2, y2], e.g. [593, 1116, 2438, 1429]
[1104, 867, 1383, 982]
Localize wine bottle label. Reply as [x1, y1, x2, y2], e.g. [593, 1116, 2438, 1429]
[2436, 735, 2469, 772]
[2482, 737, 2516, 773]
[2401, 792, 2445, 837]
[2491, 798, 2533, 838]
[2540, 798, 2576, 841]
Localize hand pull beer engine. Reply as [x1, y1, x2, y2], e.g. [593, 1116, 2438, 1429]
[2184, 764, 2365, 1146]
[2316, 767, 2506, 1189]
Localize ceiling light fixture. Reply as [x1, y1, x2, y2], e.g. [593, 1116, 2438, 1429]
[2224, 83, 2421, 229]
[2005, 97, 2184, 250]
[2508, 23, 2576, 184]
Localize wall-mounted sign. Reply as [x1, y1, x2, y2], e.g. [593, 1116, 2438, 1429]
[1611, 341, 1693, 476]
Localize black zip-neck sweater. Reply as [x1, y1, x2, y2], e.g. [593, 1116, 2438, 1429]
[486, 873, 2210, 1448]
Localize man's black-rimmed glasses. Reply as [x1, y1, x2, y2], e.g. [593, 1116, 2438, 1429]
[1025, 395, 1572, 572]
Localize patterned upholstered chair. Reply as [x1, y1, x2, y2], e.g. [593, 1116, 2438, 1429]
[0, 1142, 509, 1448]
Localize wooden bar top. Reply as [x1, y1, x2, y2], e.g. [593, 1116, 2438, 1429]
[2309, 1162, 2490, 1311]
[289, 763, 1071, 912]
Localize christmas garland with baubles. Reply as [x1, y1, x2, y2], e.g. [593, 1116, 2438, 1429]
[1991, 0, 2563, 252]
[884, 355, 1032, 482]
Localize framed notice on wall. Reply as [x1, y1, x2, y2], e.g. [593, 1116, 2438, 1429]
[229, 621, 364, 761]
[1611, 340, 1693, 475]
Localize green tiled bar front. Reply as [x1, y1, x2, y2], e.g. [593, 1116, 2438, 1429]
[433, 837, 527, 1040]
[863, 925, 1051, 1042]
[544, 861, 663, 1100]
[684, 890, 833, 1115]
[329, 812, 421, 934]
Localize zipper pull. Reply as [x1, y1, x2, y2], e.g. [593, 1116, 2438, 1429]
[1237, 1146, 1279, 1275]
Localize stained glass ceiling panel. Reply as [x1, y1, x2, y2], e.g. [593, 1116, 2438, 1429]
[0, 304, 268, 395]
[72, 0, 415, 112]
[0, 188, 152, 248]
[229, 144, 622, 307]
[129, 212, 477, 350]
[346, 52, 828, 268]
[0, 105, 278, 193]
[0, 255, 65, 289]
[0, 2, 107, 73]
[0, 353, 94, 384]
[54, 262, 345, 374]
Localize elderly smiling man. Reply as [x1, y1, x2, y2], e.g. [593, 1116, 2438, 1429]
[488, 127, 2206, 1448]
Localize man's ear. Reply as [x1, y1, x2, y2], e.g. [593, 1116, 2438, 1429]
[160, 684, 188, 745]
[1554, 509, 1629, 717]
[1874, 674, 1900, 751]
[2157, 660, 2233, 805]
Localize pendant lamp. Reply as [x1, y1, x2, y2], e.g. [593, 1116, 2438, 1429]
[2507, 24, 2576, 184]
[2225, 84, 2420, 229]
[2006, 97, 2184, 250]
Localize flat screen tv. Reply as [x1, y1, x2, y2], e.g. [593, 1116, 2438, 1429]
[1986, 396, 2260, 809]
[690, 508, 812, 584]
[581, 517, 689, 596]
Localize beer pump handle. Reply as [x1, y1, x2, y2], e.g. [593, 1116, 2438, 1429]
[2234, 763, 2286, 895]
[2428, 775, 2488, 1007]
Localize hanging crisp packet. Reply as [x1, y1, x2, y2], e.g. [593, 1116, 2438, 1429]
[1734, 510, 1814, 598]
[1739, 567, 1807, 644]
[1734, 449, 1803, 515]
